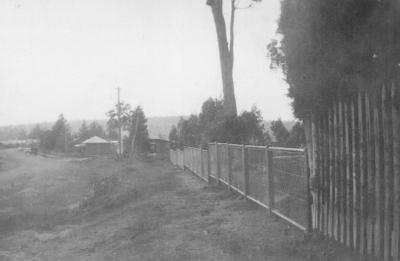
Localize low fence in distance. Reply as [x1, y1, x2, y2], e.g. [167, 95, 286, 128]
[169, 143, 311, 232]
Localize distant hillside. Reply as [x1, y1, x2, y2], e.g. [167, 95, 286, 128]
[263, 120, 296, 134]
[0, 117, 296, 141]
[0, 116, 184, 141]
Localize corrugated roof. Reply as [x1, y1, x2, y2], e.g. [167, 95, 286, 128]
[81, 136, 110, 144]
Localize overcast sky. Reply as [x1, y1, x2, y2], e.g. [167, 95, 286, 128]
[0, 0, 293, 126]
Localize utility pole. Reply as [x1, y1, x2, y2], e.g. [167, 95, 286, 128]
[117, 87, 122, 157]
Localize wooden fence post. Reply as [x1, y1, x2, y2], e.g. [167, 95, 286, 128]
[374, 88, 384, 259]
[366, 93, 375, 255]
[345, 100, 353, 248]
[392, 79, 400, 261]
[351, 96, 361, 251]
[304, 115, 315, 231]
[312, 115, 319, 231]
[328, 106, 335, 238]
[266, 147, 274, 215]
[305, 147, 313, 233]
[242, 145, 249, 197]
[382, 83, 394, 261]
[318, 117, 324, 235]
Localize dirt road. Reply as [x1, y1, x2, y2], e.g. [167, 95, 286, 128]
[0, 149, 372, 261]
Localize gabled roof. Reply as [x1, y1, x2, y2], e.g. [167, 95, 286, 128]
[82, 136, 110, 144]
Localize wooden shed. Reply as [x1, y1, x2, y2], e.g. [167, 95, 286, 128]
[149, 138, 169, 158]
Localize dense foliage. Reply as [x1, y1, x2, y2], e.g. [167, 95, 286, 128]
[169, 98, 271, 149]
[106, 102, 132, 140]
[106, 101, 150, 156]
[268, 0, 400, 118]
[125, 106, 150, 156]
[38, 114, 71, 152]
[76, 121, 106, 142]
[270, 119, 305, 147]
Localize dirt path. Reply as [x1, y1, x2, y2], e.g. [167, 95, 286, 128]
[0, 149, 372, 261]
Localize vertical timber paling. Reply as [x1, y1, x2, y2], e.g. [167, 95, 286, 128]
[329, 106, 335, 238]
[358, 92, 367, 254]
[374, 87, 384, 259]
[323, 114, 330, 236]
[336, 101, 342, 241]
[383, 83, 394, 261]
[352, 96, 361, 251]
[308, 84, 400, 260]
[322, 115, 329, 235]
[333, 102, 339, 240]
[305, 147, 313, 233]
[392, 78, 400, 261]
[340, 100, 347, 244]
[366, 93, 375, 255]
[316, 116, 323, 232]
[311, 117, 318, 230]
[347, 99, 354, 248]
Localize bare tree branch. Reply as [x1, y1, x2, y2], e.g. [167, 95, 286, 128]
[234, 0, 253, 9]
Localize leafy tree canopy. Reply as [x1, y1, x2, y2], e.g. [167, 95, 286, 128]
[106, 101, 132, 139]
[269, 0, 400, 118]
[126, 106, 150, 156]
[169, 98, 270, 148]
[40, 114, 71, 152]
[270, 118, 290, 145]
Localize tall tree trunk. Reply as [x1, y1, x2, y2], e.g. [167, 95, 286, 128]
[207, 0, 237, 117]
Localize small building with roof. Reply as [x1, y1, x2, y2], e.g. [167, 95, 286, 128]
[75, 136, 117, 156]
[149, 138, 169, 159]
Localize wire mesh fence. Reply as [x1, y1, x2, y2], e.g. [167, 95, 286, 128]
[270, 148, 308, 229]
[177, 150, 184, 169]
[170, 149, 184, 169]
[201, 149, 208, 180]
[229, 144, 244, 193]
[208, 143, 217, 179]
[219, 144, 229, 184]
[169, 143, 310, 232]
[247, 146, 269, 206]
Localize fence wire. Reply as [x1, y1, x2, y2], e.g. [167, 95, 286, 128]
[271, 149, 307, 228]
[229, 145, 244, 192]
[219, 144, 229, 184]
[201, 149, 208, 180]
[170, 144, 309, 232]
[177, 150, 184, 169]
[208, 143, 217, 179]
[247, 146, 269, 206]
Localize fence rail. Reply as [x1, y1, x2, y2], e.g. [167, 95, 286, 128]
[169, 143, 311, 232]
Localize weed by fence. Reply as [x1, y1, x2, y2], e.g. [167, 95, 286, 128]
[169, 143, 311, 232]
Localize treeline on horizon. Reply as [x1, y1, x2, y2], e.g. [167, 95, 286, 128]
[3, 102, 151, 156]
[168, 98, 305, 150]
